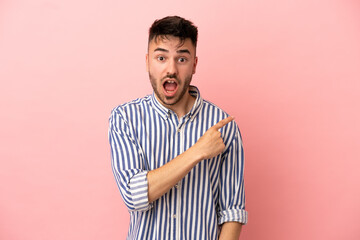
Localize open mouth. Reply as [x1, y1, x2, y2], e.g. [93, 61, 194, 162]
[163, 80, 178, 96]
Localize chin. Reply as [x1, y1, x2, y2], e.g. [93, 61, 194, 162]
[162, 98, 178, 106]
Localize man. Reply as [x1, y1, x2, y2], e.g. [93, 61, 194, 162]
[109, 16, 247, 240]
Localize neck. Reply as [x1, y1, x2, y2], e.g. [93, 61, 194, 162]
[173, 93, 196, 119]
[161, 91, 196, 119]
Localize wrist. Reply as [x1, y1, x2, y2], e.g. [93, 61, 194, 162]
[187, 144, 205, 164]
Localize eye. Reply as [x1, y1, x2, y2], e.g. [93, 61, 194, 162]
[178, 57, 187, 63]
[157, 56, 165, 61]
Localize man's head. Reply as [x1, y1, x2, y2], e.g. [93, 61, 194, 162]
[146, 16, 199, 114]
[148, 16, 198, 49]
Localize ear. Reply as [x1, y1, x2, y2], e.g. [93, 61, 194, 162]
[192, 56, 198, 74]
[146, 53, 149, 72]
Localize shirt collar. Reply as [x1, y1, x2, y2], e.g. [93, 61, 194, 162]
[150, 85, 203, 121]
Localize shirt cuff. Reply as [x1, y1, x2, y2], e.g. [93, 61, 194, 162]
[217, 208, 248, 225]
[128, 171, 153, 212]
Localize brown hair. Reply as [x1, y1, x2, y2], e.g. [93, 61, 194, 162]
[148, 16, 198, 48]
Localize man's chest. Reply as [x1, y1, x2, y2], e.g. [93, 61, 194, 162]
[134, 119, 205, 169]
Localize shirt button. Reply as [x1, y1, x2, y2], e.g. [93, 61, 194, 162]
[175, 184, 179, 188]
[173, 214, 176, 218]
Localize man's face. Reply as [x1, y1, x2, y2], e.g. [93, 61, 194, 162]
[146, 35, 198, 108]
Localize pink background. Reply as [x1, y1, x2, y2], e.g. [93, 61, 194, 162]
[1, 0, 359, 239]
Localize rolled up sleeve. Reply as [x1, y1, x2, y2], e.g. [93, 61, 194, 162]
[109, 108, 153, 212]
[218, 127, 248, 225]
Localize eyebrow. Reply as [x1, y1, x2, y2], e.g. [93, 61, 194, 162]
[154, 48, 169, 53]
[153, 48, 191, 55]
[177, 49, 191, 54]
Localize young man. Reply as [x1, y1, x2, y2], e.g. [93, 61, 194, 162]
[109, 16, 247, 240]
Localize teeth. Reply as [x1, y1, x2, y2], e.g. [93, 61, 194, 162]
[167, 80, 175, 83]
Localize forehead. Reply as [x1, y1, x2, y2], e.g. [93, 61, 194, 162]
[148, 35, 195, 54]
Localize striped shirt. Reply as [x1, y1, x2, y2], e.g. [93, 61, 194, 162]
[109, 86, 247, 240]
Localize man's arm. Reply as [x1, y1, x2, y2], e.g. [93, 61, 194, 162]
[110, 106, 233, 211]
[147, 116, 234, 203]
[217, 124, 248, 231]
[219, 222, 243, 240]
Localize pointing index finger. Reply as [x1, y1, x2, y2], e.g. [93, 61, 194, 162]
[213, 116, 234, 130]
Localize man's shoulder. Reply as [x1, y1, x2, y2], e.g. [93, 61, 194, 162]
[200, 98, 242, 142]
[111, 95, 152, 115]
[201, 98, 229, 116]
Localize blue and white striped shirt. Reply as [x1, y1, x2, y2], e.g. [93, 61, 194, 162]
[109, 86, 247, 240]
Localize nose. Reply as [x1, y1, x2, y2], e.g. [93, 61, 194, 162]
[166, 58, 178, 77]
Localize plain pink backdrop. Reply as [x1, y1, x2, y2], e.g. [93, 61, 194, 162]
[1, 0, 359, 239]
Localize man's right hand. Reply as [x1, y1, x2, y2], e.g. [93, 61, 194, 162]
[147, 115, 234, 203]
[191, 116, 234, 161]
